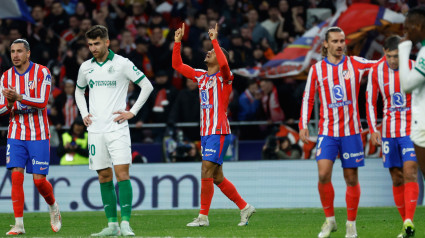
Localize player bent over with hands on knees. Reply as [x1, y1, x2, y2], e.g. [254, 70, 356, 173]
[0, 39, 61, 235]
[172, 23, 255, 227]
[299, 27, 378, 238]
[366, 35, 418, 238]
[75, 25, 153, 236]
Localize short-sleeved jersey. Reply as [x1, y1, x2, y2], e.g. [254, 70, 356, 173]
[366, 59, 414, 138]
[76, 50, 146, 133]
[0, 62, 51, 140]
[410, 47, 425, 129]
[172, 41, 232, 136]
[299, 55, 377, 137]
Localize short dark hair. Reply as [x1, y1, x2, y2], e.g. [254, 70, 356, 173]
[407, 6, 425, 26]
[12, 39, 30, 51]
[383, 35, 401, 51]
[85, 25, 109, 40]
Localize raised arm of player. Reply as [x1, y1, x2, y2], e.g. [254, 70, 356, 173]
[365, 66, 382, 146]
[299, 66, 318, 144]
[209, 23, 232, 82]
[172, 23, 196, 80]
[399, 40, 425, 92]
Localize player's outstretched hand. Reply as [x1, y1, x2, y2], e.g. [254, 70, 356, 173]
[83, 114, 93, 127]
[174, 23, 185, 43]
[113, 110, 134, 124]
[208, 23, 218, 41]
[370, 132, 382, 147]
[300, 128, 310, 144]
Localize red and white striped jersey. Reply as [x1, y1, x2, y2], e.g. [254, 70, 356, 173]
[172, 40, 232, 136]
[366, 59, 414, 138]
[0, 62, 51, 140]
[299, 55, 377, 137]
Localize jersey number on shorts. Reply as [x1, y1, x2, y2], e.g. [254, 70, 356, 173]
[88, 144, 96, 156]
[6, 144, 10, 156]
[383, 141, 389, 154]
[317, 137, 324, 148]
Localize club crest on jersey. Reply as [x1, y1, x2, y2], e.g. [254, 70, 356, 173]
[206, 78, 216, 89]
[342, 70, 351, 80]
[28, 80, 35, 90]
[108, 66, 115, 73]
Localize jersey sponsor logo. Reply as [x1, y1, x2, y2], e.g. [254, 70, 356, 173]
[351, 152, 364, 157]
[389, 107, 410, 112]
[88, 79, 117, 88]
[201, 90, 208, 103]
[15, 109, 36, 114]
[201, 104, 213, 109]
[343, 153, 350, 159]
[19, 102, 27, 109]
[332, 85, 344, 101]
[32, 159, 49, 165]
[205, 148, 216, 153]
[402, 147, 415, 155]
[391, 93, 405, 107]
[328, 100, 352, 108]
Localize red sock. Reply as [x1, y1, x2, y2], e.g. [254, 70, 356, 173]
[346, 184, 361, 221]
[11, 172, 25, 218]
[34, 178, 55, 205]
[392, 185, 405, 221]
[200, 178, 214, 216]
[404, 182, 419, 221]
[217, 177, 247, 210]
[318, 182, 335, 217]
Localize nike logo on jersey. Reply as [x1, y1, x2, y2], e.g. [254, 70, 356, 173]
[355, 158, 364, 163]
[40, 167, 48, 170]
[122, 204, 131, 208]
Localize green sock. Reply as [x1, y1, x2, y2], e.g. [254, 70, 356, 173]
[118, 180, 133, 221]
[100, 181, 117, 223]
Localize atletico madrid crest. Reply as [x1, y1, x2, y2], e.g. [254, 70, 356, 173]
[342, 70, 351, 80]
[28, 80, 35, 90]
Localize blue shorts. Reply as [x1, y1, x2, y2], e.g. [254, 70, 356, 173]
[382, 137, 417, 168]
[316, 134, 365, 168]
[6, 139, 50, 175]
[201, 134, 231, 165]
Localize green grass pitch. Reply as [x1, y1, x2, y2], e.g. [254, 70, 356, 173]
[1, 206, 424, 237]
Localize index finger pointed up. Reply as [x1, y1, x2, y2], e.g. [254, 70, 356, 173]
[182, 23, 185, 35]
[215, 23, 218, 32]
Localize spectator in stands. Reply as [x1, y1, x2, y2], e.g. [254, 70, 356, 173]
[142, 70, 178, 141]
[244, 9, 277, 52]
[238, 79, 261, 121]
[51, 79, 79, 130]
[149, 27, 172, 74]
[58, 116, 89, 165]
[221, 0, 244, 36]
[118, 29, 136, 57]
[44, 1, 69, 36]
[63, 44, 90, 82]
[262, 136, 302, 160]
[61, 0, 78, 15]
[130, 37, 154, 79]
[92, 6, 118, 38]
[259, 78, 285, 122]
[75, 1, 90, 19]
[188, 12, 209, 51]
[168, 78, 200, 141]
[261, 5, 281, 39]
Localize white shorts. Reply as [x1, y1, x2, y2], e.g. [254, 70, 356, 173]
[88, 127, 132, 170]
[410, 123, 425, 148]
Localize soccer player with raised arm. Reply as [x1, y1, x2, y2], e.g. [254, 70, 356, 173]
[172, 23, 255, 227]
[366, 35, 418, 238]
[75, 25, 153, 236]
[399, 9, 425, 233]
[299, 27, 378, 238]
[0, 39, 61, 235]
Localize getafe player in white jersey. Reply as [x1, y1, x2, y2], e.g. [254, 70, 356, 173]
[299, 27, 378, 238]
[366, 35, 418, 238]
[75, 25, 153, 236]
[399, 6, 425, 212]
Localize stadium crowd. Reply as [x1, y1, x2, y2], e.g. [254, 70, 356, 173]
[0, 0, 421, 147]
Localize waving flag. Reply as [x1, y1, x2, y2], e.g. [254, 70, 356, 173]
[233, 3, 405, 79]
[0, 0, 34, 23]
